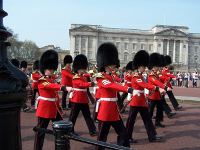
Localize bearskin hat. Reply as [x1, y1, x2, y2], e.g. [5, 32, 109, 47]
[116, 59, 120, 68]
[73, 54, 88, 73]
[39, 50, 58, 75]
[165, 55, 172, 65]
[126, 61, 133, 70]
[148, 53, 161, 70]
[160, 55, 166, 67]
[97, 42, 118, 72]
[132, 50, 149, 70]
[20, 60, 27, 68]
[33, 60, 39, 70]
[64, 55, 73, 65]
[11, 59, 19, 68]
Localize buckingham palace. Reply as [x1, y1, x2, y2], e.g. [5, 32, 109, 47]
[69, 24, 200, 71]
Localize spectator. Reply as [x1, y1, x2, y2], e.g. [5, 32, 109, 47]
[193, 70, 199, 88]
[184, 71, 189, 88]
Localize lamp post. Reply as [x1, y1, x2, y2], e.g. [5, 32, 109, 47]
[0, 0, 28, 149]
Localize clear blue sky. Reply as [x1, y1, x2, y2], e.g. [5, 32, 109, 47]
[3, 0, 200, 49]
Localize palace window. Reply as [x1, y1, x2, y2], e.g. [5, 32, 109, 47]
[124, 55, 127, 62]
[188, 47, 190, 53]
[175, 57, 178, 62]
[82, 41, 85, 47]
[169, 46, 172, 51]
[176, 46, 178, 52]
[195, 47, 198, 53]
[141, 44, 144, 50]
[133, 44, 136, 49]
[89, 42, 92, 48]
[76, 41, 79, 47]
[125, 43, 128, 49]
[188, 58, 190, 63]
[149, 45, 152, 50]
[163, 45, 165, 51]
[89, 53, 92, 60]
[116, 43, 120, 49]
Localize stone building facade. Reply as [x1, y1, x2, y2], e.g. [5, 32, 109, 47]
[69, 24, 200, 71]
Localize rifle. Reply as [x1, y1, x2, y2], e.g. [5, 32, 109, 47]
[120, 90, 154, 114]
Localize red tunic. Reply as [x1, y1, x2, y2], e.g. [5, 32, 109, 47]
[124, 72, 132, 87]
[31, 71, 41, 89]
[61, 67, 73, 87]
[112, 71, 122, 83]
[97, 73, 130, 121]
[36, 76, 62, 119]
[162, 67, 177, 89]
[129, 72, 156, 107]
[70, 74, 91, 103]
[148, 71, 166, 100]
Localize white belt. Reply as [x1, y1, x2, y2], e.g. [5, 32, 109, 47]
[35, 96, 56, 109]
[33, 80, 37, 82]
[127, 82, 131, 84]
[135, 90, 144, 93]
[100, 98, 117, 101]
[74, 88, 87, 92]
[97, 86, 99, 89]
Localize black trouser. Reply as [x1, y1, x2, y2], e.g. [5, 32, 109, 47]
[31, 89, 39, 105]
[148, 99, 163, 123]
[161, 95, 172, 115]
[120, 93, 128, 105]
[185, 79, 188, 88]
[117, 93, 124, 110]
[96, 118, 130, 150]
[126, 106, 157, 140]
[69, 102, 96, 133]
[62, 91, 71, 108]
[34, 111, 62, 150]
[93, 98, 99, 121]
[166, 91, 179, 109]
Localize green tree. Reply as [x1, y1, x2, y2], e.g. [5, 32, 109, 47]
[6, 27, 40, 60]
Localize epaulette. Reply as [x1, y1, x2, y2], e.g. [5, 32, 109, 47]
[132, 72, 140, 78]
[126, 73, 130, 76]
[38, 76, 50, 86]
[149, 71, 156, 77]
[72, 74, 81, 80]
[62, 67, 66, 70]
[32, 71, 37, 74]
[163, 68, 168, 72]
[157, 71, 162, 77]
[96, 73, 107, 79]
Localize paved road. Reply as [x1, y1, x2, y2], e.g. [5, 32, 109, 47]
[21, 86, 200, 150]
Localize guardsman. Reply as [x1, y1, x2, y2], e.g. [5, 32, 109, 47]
[163, 55, 182, 110]
[69, 54, 98, 137]
[120, 61, 134, 112]
[157, 55, 177, 118]
[34, 50, 73, 150]
[61, 55, 73, 110]
[20, 60, 31, 112]
[96, 42, 140, 150]
[126, 50, 165, 143]
[31, 60, 41, 107]
[148, 53, 172, 128]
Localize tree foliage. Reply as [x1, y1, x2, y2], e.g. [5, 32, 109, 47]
[6, 27, 41, 61]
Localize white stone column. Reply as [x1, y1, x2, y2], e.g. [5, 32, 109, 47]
[173, 40, 176, 62]
[93, 35, 98, 61]
[78, 36, 82, 55]
[70, 35, 76, 58]
[154, 39, 158, 52]
[179, 40, 183, 63]
[160, 39, 164, 54]
[85, 36, 89, 58]
[185, 41, 188, 64]
[167, 39, 170, 55]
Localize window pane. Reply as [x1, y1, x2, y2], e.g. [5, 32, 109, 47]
[89, 53, 92, 60]
[141, 44, 144, 50]
[116, 43, 120, 49]
[125, 43, 128, 49]
[76, 41, 79, 47]
[89, 42, 92, 48]
[149, 45, 152, 50]
[124, 55, 127, 62]
[133, 44, 135, 49]
[82, 41, 85, 47]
